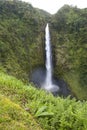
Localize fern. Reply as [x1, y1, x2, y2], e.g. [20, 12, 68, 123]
[35, 106, 54, 117]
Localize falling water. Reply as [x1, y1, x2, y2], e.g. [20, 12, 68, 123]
[43, 23, 59, 92]
[45, 23, 53, 89]
[30, 23, 72, 96]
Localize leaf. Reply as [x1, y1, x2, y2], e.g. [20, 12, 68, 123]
[36, 112, 54, 117]
[35, 106, 47, 117]
[35, 106, 54, 117]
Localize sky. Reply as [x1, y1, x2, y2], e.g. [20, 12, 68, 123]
[22, 0, 87, 14]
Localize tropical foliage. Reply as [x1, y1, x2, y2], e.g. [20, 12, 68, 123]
[0, 0, 87, 99]
[0, 71, 87, 130]
[0, 3, 87, 130]
[0, 0, 50, 82]
[50, 5, 87, 99]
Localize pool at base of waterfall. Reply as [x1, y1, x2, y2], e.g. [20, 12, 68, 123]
[30, 24, 74, 98]
[30, 68, 73, 97]
[42, 82, 59, 93]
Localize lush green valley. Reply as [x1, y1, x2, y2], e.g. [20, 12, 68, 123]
[0, 1, 87, 129]
[0, 0, 87, 100]
[0, 1, 87, 100]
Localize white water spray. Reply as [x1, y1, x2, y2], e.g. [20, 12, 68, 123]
[45, 23, 53, 89]
[43, 23, 59, 92]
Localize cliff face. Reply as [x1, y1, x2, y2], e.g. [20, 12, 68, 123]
[50, 5, 87, 99]
[0, 0, 51, 82]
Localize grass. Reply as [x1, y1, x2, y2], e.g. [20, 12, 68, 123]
[0, 72, 42, 130]
[0, 71, 87, 130]
[0, 94, 42, 130]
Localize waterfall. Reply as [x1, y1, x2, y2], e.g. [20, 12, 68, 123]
[44, 23, 59, 92]
[45, 23, 53, 89]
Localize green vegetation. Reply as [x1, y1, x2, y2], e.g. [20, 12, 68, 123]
[64, 71, 87, 100]
[0, 0, 50, 82]
[50, 5, 87, 99]
[0, 71, 87, 130]
[0, 94, 42, 130]
[0, 0, 87, 100]
[0, 2, 87, 129]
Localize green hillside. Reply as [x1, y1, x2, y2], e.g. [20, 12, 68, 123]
[50, 5, 87, 99]
[0, 0, 50, 82]
[0, 71, 87, 130]
[0, 94, 42, 130]
[0, 0, 87, 100]
[0, 2, 87, 129]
